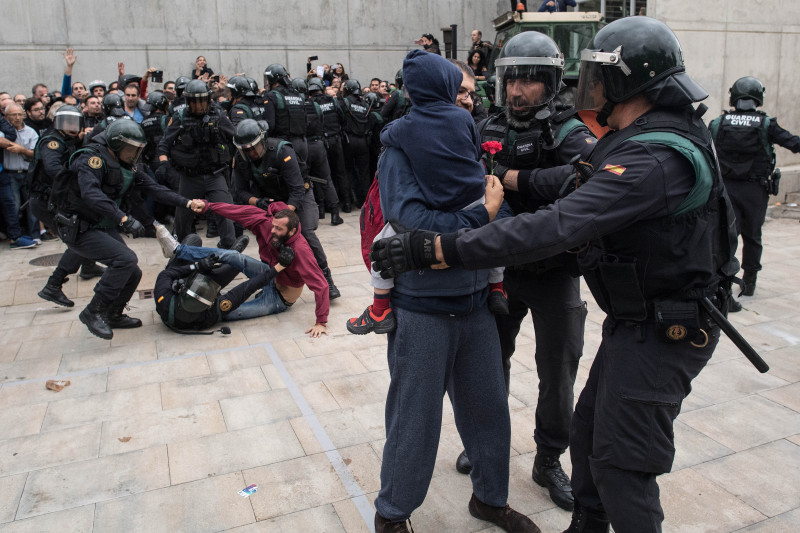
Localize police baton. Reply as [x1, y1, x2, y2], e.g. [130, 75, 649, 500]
[700, 297, 769, 373]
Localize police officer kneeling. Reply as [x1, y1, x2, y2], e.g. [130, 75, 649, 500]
[53, 120, 197, 340]
[371, 16, 740, 533]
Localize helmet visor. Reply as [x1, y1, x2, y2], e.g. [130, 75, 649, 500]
[575, 59, 606, 112]
[234, 131, 267, 161]
[180, 273, 222, 312]
[117, 137, 146, 166]
[54, 110, 84, 134]
[495, 56, 564, 109]
[187, 93, 210, 115]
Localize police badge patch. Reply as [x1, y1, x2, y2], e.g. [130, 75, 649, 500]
[666, 325, 687, 341]
[220, 299, 233, 312]
[47, 140, 59, 149]
[88, 156, 103, 169]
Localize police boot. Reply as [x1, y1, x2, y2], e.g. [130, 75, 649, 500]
[79, 262, 106, 280]
[319, 203, 326, 219]
[562, 502, 609, 533]
[456, 450, 472, 475]
[38, 275, 74, 307]
[740, 271, 757, 297]
[728, 297, 742, 313]
[206, 218, 219, 238]
[342, 202, 352, 214]
[532, 452, 574, 511]
[79, 295, 113, 340]
[331, 208, 344, 226]
[323, 267, 341, 300]
[108, 305, 143, 329]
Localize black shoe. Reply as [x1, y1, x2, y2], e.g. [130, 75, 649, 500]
[374, 512, 411, 533]
[331, 209, 344, 226]
[231, 235, 250, 253]
[206, 220, 219, 238]
[318, 203, 326, 219]
[38, 277, 74, 307]
[456, 449, 472, 474]
[468, 493, 541, 533]
[489, 290, 509, 315]
[108, 309, 143, 329]
[562, 502, 610, 533]
[79, 296, 112, 340]
[740, 272, 757, 297]
[341, 202, 352, 214]
[143, 224, 157, 238]
[728, 298, 742, 313]
[346, 306, 396, 334]
[532, 453, 574, 512]
[323, 267, 341, 300]
[182, 233, 203, 247]
[79, 263, 106, 280]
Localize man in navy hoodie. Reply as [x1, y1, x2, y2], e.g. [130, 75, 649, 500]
[372, 50, 539, 533]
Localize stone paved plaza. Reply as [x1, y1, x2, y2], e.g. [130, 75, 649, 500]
[0, 211, 799, 532]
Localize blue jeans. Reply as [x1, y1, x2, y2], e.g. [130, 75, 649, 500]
[0, 170, 24, 239]
[7, 170, 38, 236]
[175, 244, 287, 321]
[375, 304, 511, 521]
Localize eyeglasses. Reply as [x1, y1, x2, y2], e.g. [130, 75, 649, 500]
[6, 113, 24, 117]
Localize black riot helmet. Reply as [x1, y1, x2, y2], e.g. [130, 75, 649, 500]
[495, 31, 564, 116]
[264, 64, 290, 88]
[342, 79, 362, 97]
[575, 16, 708, 126]
[119, 74, 142, 90]
[233, 119, 269, 162]
[175, 76, 191, 97]
[729, 76, 765, 111]
[185, 79, 211, 116]
[102, 93, 126, 118]
[486, 74, 497, 103]
[308, 77, 325, 95]
[227, 76, 252, 99]
[105, 119, 147, 166]
[145, 91, 168, 114]
[291, 78, 308, 95]
[395, 69, 403, 90]
[364, 92, 379, 108]
[179, 272, 222, 313]
[53, 105, 84, 136]
[245, 77, 259, 95]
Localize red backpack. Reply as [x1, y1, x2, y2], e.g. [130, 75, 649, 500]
[359, 173, 384, 270]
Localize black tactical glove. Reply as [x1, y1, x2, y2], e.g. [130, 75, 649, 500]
[197, 254, 219, 274]
[278, 245, 295, 267]
[256, 197, 272, 211]
[120, 216, 146, 238]
[482, 154, 509, 181]
[155, 161, 171, 183]
[369, 230, 440, 279]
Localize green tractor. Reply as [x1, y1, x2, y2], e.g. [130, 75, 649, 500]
[477, 10, 605, 108]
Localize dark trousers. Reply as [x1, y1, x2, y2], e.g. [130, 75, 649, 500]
[175, 170, 235, 248]
[325, 135, 351, 205]
[375, 305, 510, 521]
[288, 136, 309, 180]
[65, 227, 142, 307]
[308, 140, 339, 209]
[30, 197, 92, 278]
[570, 319, 717, 532]
[343, 134, 370, 204]
[495, 267, 586, 455]
[724, 178, 769, 273]
[0, 170, 25, 239]
[296, 190, 328, 269]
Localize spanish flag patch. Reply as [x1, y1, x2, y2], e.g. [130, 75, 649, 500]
[283, 156, 292, 162]
[602, 164, 626, 175]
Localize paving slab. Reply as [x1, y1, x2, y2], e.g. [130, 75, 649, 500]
[0, 474, 27, 524]
[0, 424, 100, 477]
[0, 505, 94, 533]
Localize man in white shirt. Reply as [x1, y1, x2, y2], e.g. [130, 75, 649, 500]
[2, 103, 41, 242]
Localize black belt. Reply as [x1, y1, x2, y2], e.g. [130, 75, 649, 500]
[177, 166, 221, 176]
[4, 169, 27, 174]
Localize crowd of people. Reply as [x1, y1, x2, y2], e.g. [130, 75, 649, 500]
[1, 11, 796, 533]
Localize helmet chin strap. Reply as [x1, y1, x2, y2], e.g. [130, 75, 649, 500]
[596, 101, 616, 127]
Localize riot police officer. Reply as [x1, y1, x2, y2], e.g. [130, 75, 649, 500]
[84, 93, 127, 145]
[485, 74, 503, 115]
[339, 79, 371, 205]
[230, 119, 340, 299]
[363, 91, 385, 184]
[156, 79, 237, 247]
[227, 75, 267, 127]
[296, 78, 343, 225]
[380, 69, 412, 125]
[263, 64, 309, 181]
[28, 105, 104, 307]
[371, 16, 739, 532]
[309, 77, 352, 212]
[141, 91, 169, 171]
[167, 76, 192, 116]
[53, 120, 195, 340]
[709, 77, 800, 309]
[453, 31, 597, 514]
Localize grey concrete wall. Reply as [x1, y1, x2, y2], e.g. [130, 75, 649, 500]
[649, 0, 800, 168]
[0, 0, 505, 96]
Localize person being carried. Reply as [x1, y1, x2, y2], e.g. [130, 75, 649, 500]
[158, 200, 331, 337]
[346, 49, 509, 336]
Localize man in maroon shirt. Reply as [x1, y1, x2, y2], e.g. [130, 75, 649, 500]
[159, 200, 330, 337]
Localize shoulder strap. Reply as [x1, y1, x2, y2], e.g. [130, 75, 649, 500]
[760, 115, 774, 160]
[708, 116, 721, 141]
[555, 117, 585, 144]
[270, 91, 285, 110]
[233, 103, 253, 119]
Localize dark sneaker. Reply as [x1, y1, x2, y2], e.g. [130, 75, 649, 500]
[532, 454, 574, 511]
[40, 231, 58, 241]
[456, 449, 472, 474]
[374, 512, 411, 533]
[468, 493, 541, 533]
[10, 236, 37, 249]
[728, 298, 742, 313]
[232, 235, 250, 253]
[79, 263, 106, 280]
[347, 306, 396, 335]
[489, 290, 510, 315]
[182, 233, 203, 247]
